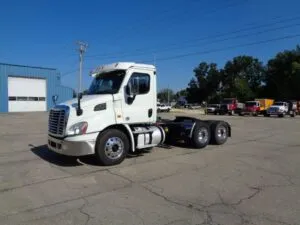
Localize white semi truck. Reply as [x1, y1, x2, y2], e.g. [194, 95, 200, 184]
[48, 62, 231, 166]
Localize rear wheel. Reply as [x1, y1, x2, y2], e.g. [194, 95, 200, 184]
[95, 129, 129, 166]
[290, 111, 296, 117]
[210, 122, 228, 145]
[191, 122, 210, 148]
[229, 110, 235, 116]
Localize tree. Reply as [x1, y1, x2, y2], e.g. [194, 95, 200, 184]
[222, 55, 265, 101]
[186, 62, 222, 103]
[157, 88, 174, 103]
[264, 46, 300, 100]
[175, 89, 187, 98]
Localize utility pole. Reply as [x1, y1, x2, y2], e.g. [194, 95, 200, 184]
[167, 84, 170, 105]
[77, 41, 88, 94]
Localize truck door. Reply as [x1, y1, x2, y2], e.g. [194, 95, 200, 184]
[122, 70, 155, 124]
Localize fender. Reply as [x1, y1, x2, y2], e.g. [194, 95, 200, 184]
[123, 124, 135, 152]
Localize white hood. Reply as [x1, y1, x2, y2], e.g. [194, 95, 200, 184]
[61, 94, 113, 109]
[268, 105, 284, 111]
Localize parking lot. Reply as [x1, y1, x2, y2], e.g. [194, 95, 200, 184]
[0, 112, 300, 225]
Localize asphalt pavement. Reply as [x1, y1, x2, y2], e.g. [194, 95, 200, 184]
[0, 112, 299, 225]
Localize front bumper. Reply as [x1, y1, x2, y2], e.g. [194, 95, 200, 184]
[267, 110, 284, 115]
[48, 133, 98, 156]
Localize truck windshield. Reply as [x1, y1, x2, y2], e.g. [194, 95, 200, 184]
[88, 70, 126, 95]
[245, 102, 257, 107]
[221, 99, 233, 104]
[273, 102, 284, 106]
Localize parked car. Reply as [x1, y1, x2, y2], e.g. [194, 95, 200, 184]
[206, 104, 220, 114]
[157, 103, 171, 112]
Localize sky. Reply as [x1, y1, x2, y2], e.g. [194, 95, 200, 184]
[1, 0, 300, 93]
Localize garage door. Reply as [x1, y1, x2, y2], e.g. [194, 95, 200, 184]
[8, 77, 47, 112]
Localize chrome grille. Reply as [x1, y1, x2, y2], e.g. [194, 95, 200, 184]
[48, 106, 69, 136]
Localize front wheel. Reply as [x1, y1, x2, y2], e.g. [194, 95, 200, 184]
[191, 122, 211, 149]
[95, 129, 129, 166]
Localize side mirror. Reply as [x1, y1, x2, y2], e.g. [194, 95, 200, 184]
[77, 92, 83, 116]
[52, 95, 58, 105]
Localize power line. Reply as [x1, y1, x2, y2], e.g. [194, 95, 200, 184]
[60, 69, 78, 77]
[140, 33, 300, 63]
[86, 14, 300, 60]
[79, 33, 300, 77]
[86, 22, 300, 61]
[86, 0, 248, 58]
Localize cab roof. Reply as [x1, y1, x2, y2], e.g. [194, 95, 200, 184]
[90, 62, 156, 77]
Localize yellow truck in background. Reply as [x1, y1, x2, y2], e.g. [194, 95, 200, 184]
[255, 99, 274, 112]
[239, 98, 274, 116]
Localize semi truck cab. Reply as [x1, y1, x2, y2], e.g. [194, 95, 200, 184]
[48, 62, 232, 166]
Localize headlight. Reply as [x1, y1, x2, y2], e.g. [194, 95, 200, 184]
[68, 122, 88, 135]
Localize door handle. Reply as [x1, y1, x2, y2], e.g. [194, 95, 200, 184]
[148, 108, 153, 118]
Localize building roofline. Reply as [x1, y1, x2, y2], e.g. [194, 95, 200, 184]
[0, 62, 57, 71]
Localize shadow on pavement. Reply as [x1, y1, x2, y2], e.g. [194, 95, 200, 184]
[30, 144, 148, 167]
[30, 144, 100, 167]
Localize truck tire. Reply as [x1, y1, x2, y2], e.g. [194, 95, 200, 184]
[210, 121, 228, 145]
[290, 111, 296, 117]
[95, 129, 129, 166]
[191, 122, 211, 149]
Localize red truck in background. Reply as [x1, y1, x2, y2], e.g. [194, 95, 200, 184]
[217, 98, 244, 115]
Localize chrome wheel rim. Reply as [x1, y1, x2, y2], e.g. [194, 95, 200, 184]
[104, 137, 124, 160]
[197, 128, 209, 143]
[217, 126, 227, 140]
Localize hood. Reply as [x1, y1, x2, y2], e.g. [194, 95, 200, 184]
[269, 105, 285, 111]
[60, 94, 113, 109]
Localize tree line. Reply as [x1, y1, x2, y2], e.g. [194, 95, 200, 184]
[158, 45, 300, 104]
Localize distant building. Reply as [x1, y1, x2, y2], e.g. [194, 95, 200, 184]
[0, 63, 73, 112]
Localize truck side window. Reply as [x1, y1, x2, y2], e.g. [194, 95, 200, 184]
[130, 73, 150, 94]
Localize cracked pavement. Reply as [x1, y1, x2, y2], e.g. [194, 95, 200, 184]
[0, 112, 300, 225]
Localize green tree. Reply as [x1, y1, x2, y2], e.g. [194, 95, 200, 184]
[157, 88, 174, 103]
[175, 89, 187, 98]
[264, 46, 300, 100]
[222, 55, 265, 101]
[186, 62, 222, 103]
